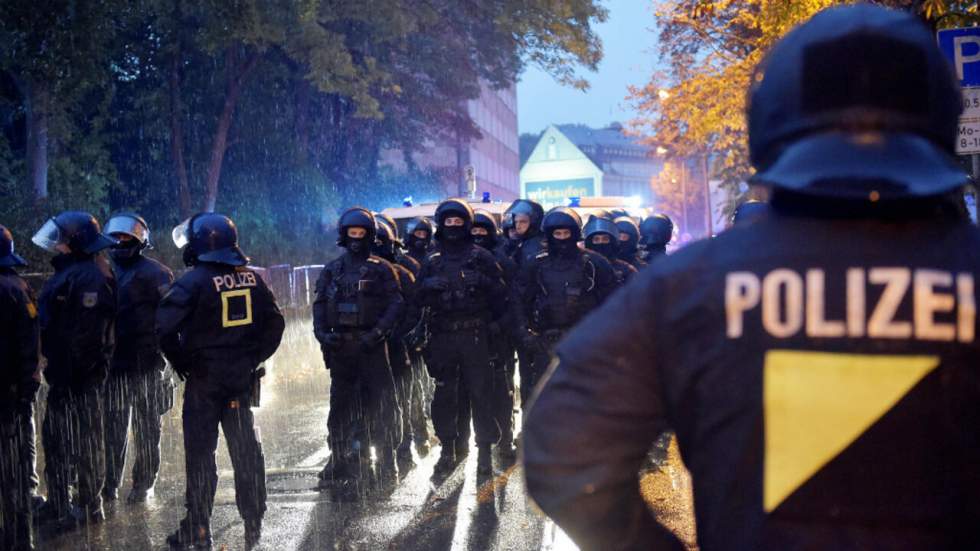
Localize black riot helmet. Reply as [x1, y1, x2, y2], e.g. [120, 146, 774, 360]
[337, 207, 377, 256]
[506, 199, 545, 237]
[731, 200, 770, 226]
[583, 215, 619, 259]
[614, 216, 641, 257]
[434, 198, 474, 242]
[405, 216, 433, 253]
[472, 209, 499, 250]
[32, 211, 118, 255]
[172, 213, 248, 267]
[640, 214, 674, 247]
[375, 212, 400, 241]
[748, 4, 965, 199]
[542, 207, 583, 242]
[374, 218, 397, 261]
[0, 225, 27, 267]
[106, 212, 151, 262]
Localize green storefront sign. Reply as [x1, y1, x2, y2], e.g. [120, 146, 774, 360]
[525, 178, 595, 204]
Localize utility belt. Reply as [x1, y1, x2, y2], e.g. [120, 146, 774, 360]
[432, 316, 486, 334]
[329, 329, 373, 341]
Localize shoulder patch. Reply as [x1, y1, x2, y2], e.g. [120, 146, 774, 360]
[82, 292, 99, 308]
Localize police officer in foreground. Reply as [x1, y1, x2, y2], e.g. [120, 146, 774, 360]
[32, 212, 117, 529]
[0, 226, 40, 550]
[158, 213, 284, 549]
[405, 217, 434, 264]
[313, 208, 403, 483]
[615, 216, 646, 270]
[731, 199, 770, 227]
[583, 215, 637, 285]
[524, 5, 980, 550]
[417, 199, 506, 476]
[102, 213, 174, 504]
[513, 208, 615, 407]
[639, 213, 673, 261]
[472, 210, 519, 460]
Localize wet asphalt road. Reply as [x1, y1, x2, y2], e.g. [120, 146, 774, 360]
[32, 316, 694, 550]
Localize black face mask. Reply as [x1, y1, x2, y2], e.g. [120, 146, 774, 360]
[587, 239, 616, 260]
[110, 239, 142, 263]
[409, 237, 428, 251]
[472, 235, 492, 249]
[619, 239, 637, 257]
[182, 246, 198, 267]
[548, 235, 577, 257]
[441, 225, 466, 242]
[347, 237, 369, 257]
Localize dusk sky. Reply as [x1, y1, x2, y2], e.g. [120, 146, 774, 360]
[516, 0, 660, 135]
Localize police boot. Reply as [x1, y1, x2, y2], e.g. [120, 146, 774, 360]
[453, 439, 470, 463]
[495, 442, 517, 467]
[477, 447, 493, 476]
[101, 486, 119, 502]
[167, 518, 212, 549]
[127, 486, 154, 504]
[433, 444, 455, 475]
[244, 518, 262, 549]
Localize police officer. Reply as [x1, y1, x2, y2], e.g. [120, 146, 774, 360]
[102, 213, 174, 504]
[417, 199, 506, 476]
[524, 5, 980, 550]
[373, 218, 422, 462]
[513, 208, 615, 407]
[506, 198, 547, 266]
[32, 211, 117, 529]
[313, 208, 403, 483]
[583, 215, 637, 285]
[500, 215, 521, 258]
[405, 217, 434, 264]
[0, 226, 40, 550]
[731, 199, 770, 227]
[614, 216, 646, 270]
[377, 212, 422, 277]
[158, 213, 284, 549]
[639, 213, 674, 261]
[472, 210, 519, 460]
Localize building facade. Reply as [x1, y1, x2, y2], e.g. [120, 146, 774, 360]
[381, 82, 520, 203]
[520, 123, 664, 208]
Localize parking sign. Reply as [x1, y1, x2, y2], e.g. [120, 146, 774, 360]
[938, 27, 980, 154]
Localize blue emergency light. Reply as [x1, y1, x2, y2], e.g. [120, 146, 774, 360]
[568, 197, 581, 207]
[482, 192, 491, 203]
[402, 196, 413, 207]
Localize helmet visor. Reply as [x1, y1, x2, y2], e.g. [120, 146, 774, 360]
[172, 218, 191, 249]
[31, 218, 64, 253]
[106, 215, 149, 245]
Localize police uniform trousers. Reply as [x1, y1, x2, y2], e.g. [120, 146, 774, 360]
[1, 403, 35, 551]
[182, 365, 265, 528]
[525, 330, 565, 408]
[324, 336, 401, 463]
[490, 335, 516, 446]
[426, 325, 500, 449]
[104, 352, 168, 494]
[388, 338, 415, 448]
[407, 348, 431, 444]
[42, 383, 106, 517]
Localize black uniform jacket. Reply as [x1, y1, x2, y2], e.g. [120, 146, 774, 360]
[311, 254, 404, 340]
[39, 253, 116, 389]
[156, 263, 284, 387]
[111, 255, 174, 367]
[0, 268, 40, 405]
[524, 209, 980, 551]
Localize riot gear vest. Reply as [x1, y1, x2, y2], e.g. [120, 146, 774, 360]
[323, 256, 391, 331]
[532, 251, 599, 331]
[426, 247, 492, 321]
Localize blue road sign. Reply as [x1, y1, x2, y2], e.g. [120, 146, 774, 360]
[939, 27, 980, 87]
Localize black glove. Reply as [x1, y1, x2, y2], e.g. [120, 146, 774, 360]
[323, 333, 344, 350]
[421, 277, 449, 292]
[359, 328, 385, 351]
[522, 331, 540, 352]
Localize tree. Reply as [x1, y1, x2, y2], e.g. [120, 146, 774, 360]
[628, 0, 969, 216]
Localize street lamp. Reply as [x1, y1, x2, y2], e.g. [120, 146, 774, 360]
[658, 89, 671, 101]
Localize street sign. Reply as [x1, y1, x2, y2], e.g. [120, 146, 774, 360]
[939, 27, 980, 155]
